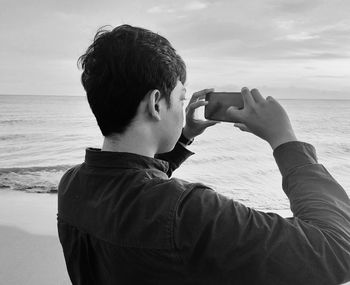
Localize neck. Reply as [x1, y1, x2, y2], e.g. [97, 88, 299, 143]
[101, 124, 158, 158]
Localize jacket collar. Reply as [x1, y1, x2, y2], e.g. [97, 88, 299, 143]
[84, 148, 169, 174]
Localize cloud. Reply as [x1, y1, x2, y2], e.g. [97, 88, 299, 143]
[309, 52, 350, 59]
[147, 6, 175, 14]
[275, 20, 295, 30]
[269, 0, 323, 14]
[313, 75, 347, 78]
[1, 0, 350, 96]
[183, 1, 208, 11]
[258, 86, 349, 100]
[147, 6, 162, 13]
[284, 32, 320, 42]
[147, 1, 208, 14]
[155, 0, 350, 62]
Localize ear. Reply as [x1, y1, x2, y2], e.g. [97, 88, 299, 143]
[146, 90, 162, 121]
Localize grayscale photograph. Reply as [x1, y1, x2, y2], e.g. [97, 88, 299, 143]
[0, 0, 349, 284]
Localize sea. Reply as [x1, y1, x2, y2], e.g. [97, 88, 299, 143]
[1, 95, 349, 212]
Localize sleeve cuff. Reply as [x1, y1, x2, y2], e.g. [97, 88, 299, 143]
[167, 142, 195, 165]
[273, 141, 318, 178]
[155, 142, 195, 174]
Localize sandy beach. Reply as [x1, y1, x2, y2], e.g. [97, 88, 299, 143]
[0, 189, 70, 285]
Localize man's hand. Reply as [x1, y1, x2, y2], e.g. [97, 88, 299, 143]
[183, 88, 220, 140]
[226, 87, 297, 150]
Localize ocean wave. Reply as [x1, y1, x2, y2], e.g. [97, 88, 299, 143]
[0, 119, 26, 125]
[0, 183, 58, 194]
[0, 164, 74, 194]
[0, 134, 26, 141]
[0, 164, 73, 174]
[190, 155, 237, 165]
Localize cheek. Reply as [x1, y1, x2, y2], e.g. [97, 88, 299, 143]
[179, 106, 185, 123]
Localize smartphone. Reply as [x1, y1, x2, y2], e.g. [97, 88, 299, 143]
[204, 92, 244, 123]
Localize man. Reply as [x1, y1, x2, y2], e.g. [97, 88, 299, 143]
[57, 24, 350, 284]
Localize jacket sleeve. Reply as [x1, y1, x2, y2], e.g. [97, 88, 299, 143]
[173, 141, 350, 284]
[155, 142, 194, 178]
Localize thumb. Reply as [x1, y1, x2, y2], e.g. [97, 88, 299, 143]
[234, 123, 251, 132]
[226, 106, 243, 123]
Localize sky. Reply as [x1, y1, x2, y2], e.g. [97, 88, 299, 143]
[0, 0, 349, 99]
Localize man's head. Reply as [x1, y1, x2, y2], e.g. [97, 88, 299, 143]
[78, 24, 187, 144]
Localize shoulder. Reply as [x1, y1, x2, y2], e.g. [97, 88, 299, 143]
[154, 176, 213, 196]
[58, 164, 83, 190]
[163, 177, 226, 200]
[155, 177, 234, 216]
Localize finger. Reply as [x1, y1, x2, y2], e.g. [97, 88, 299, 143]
[186, 101, 208, 117]
[234, 123, 250, 132]
[266, 95, 277, 102]
[227, 105, 240, 110]
[189, 88, 214, 104]
[266, 96, 282, 107]
[241, 87, 255, 108]
[201, 120, 220, 127]
[225, 106, 243, 123]
[251, 88, 265, 103]
[194, 120, 220, 130]
[205, 120, 221, 124]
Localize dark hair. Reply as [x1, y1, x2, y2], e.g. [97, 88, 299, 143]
[78, 24, 186, 136]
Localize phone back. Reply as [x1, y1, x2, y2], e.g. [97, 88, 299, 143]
[204, 92, 243, 123]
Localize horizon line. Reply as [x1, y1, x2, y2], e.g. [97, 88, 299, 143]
[0, 94, 349, 101]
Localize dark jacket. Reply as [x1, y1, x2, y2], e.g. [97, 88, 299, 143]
[57, 141, 350, 285]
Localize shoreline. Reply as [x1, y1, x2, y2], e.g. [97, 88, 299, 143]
[0, 189, 58, 236]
